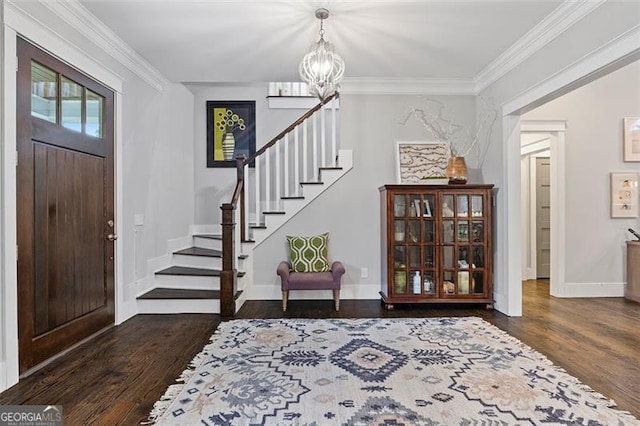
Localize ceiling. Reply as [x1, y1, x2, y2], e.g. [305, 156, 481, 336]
[78, 0, 564, 85]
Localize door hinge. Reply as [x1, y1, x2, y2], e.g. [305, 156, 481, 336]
[16, 151, 18, 167]
[16, 245, 18, 262]
[16, 55, 18, 72]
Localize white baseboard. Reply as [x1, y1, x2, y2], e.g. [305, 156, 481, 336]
[248, 283, 380, 300]
[190, 224, 221, 235]
[166, 235, 193, 253]
[0, 358, 18, 393]
[147, 253, 172, 275]
[523, 268, 537, 281]
[492, 291, 507, 315]
[0, 362, 6, 392]
[116, 297, 138, 325]
[132, 273, 157, 298]
[235, 291, 248, 313]
[562, 282, 625, 298]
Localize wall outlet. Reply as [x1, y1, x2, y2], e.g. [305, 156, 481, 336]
[360, 267, 368, 279]
[134, 214, 144, 226]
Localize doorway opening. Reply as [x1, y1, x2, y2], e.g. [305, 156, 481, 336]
[519, 122, 566, 298]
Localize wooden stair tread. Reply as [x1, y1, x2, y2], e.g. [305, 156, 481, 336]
[300, 181, 323, 185]
[138, 288, 220, 299]
[137, 288, 244, 300]
[319, 166, 343, 170]
[193, 234, 222, 240]
[263, 211, 285, 215]
[174, 247, 222, 257]
[156, 266, 221, 276]
[281, 196, 304, 200]
[155, 266, 245, 277]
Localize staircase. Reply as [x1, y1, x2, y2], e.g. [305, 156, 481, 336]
[136, 234, 247, 314]
[135, 93, 351, 317]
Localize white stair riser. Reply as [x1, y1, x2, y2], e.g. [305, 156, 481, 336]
[155, 274, 220, 290]
[172, 254, 222, 269]
[137, 299, 220, 314]
[193, 237, 222, 250]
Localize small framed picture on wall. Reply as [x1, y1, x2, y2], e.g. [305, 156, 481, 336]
[623, 117, 640, 162]
[610, 172, 639, 218]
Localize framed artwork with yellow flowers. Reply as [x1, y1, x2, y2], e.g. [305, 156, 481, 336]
[206, 100, 256, 167]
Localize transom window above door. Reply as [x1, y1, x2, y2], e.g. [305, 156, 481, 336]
[31, 61, 104, 138]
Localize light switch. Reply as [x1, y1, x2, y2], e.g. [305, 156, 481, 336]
[134, 214, 144, 226]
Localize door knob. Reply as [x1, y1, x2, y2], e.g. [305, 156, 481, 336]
[107, 234, 118, 241]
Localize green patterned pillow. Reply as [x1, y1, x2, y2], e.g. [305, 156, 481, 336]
[286, 233, 330, 272]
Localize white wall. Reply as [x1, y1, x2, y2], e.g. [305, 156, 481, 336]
[121, 82, 195, 301]
[523, 61, 640, 290]
[0, 1, 195, 390]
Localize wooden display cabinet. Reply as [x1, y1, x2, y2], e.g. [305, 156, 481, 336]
[379, 184, 494, 309]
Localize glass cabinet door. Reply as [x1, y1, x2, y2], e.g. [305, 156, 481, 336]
[390, 191, 438, 297]
[439, 190, 488, 297]
[393, 194, 406, 217]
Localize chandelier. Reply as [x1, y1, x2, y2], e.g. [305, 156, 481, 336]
[299, 8, 345, 100]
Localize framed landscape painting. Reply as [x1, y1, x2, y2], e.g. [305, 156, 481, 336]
[206, 100, 256, 168]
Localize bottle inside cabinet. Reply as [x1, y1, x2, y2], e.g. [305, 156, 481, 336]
[380, 184, 494, 310]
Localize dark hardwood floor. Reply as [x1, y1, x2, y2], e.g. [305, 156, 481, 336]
[0, 280, 638, 424]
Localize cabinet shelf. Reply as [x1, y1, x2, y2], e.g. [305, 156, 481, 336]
[380, 184, 495, 309]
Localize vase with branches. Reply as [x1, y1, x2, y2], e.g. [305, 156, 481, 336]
[397, 97, 498, 180]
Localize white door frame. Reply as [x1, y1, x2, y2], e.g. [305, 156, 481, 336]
[521, 122, 566, 296]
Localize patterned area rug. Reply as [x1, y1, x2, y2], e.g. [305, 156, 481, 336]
[147, 317, 638, 425]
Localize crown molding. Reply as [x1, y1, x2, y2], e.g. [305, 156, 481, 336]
[36, 0, 168, 92]
[502, 24, 640, 115]
[340, 78, 476, 96]
[474, 0, 606, 93]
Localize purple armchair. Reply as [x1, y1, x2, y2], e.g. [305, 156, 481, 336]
[277, 261, 346, 312]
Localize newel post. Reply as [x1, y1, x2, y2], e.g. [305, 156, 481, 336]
[220, 203, 237, 319]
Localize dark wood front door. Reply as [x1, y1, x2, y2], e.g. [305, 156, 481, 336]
[17, 38, 115, 372]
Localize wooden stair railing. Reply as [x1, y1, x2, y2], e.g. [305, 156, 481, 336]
[220, 92, 339, 319]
